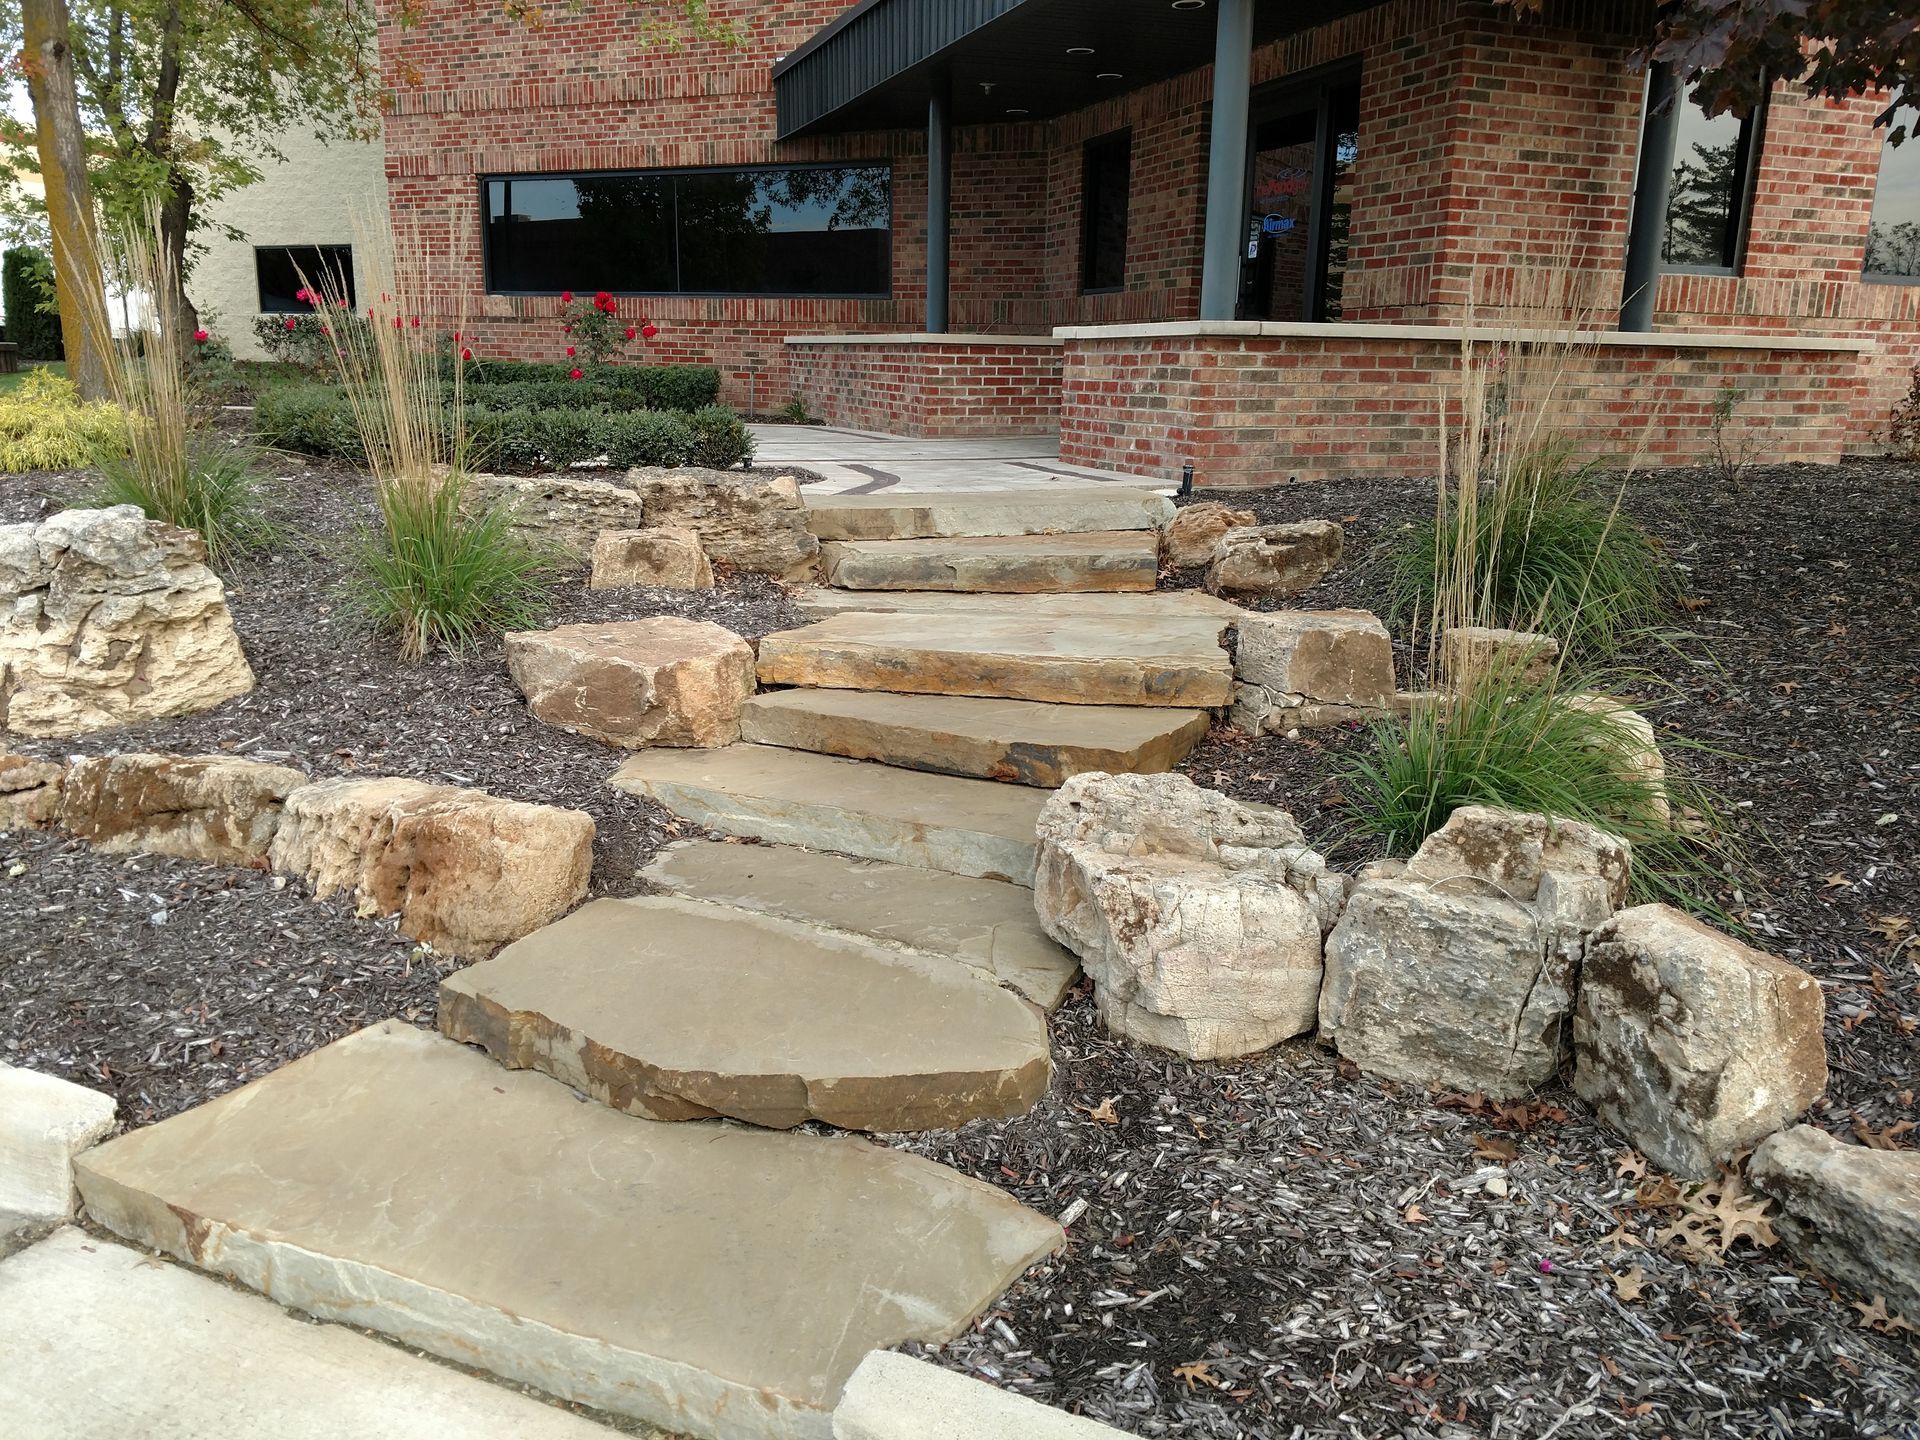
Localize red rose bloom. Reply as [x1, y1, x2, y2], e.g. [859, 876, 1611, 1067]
[283, 317, 298, 332]
[641, 322, 658, 340]
[192, 329, 209, 343]
[461, 347, 473, 361]
[624, 326, 636, 340]
[411, 316, 421, 329]
[560, 290, 574, 304]
[566, 346, 576, 358]
[568, 367, 584, 380]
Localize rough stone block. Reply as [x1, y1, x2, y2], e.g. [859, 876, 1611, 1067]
[1231, 610, 1396, 735]
[0, 1065, 115, 1242]
[628, 468, 820, 580]
[1204, 520, 1343, 597]
[1404, 804, 1631, 908]
[60, 753, 308, 865]
[269, 777, 595, 958]
[1573, 904, 1828, 1178]
[1750, 1125, 1920, 1320]
[0, 508, 253, 738]
[1161, 501, 1255, 568]
[833, 1350, 1133, 1439]
[588, 526, 713, 591]
[506, 617, 755, 750]
[0, 753, 65, 831]
[1441, 625, 1560, 690]
[463, 473, 646, 561]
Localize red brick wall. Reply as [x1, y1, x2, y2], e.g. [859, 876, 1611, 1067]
[787, 340, 1064, 438]
[1059, 329, 1866, 487]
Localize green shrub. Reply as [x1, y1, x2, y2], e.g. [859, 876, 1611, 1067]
[686, 404, 756, 469]
[348, 474, 556, 657]
[1382, 440, 1669, 659]
[97, 441, 277, 565]
[256, 383, 751, 472]
[1336, 670, 1729, 909]
[0, 367, 129, 471]
[2, 248, 61, 362]
[452, 358, 719, 410]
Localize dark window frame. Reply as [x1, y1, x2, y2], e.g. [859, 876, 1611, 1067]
[1653, 91, 1768, 277]
[479, 161, 895, 301]
[254, 244, 355, 313]
[1080, 128, 1133, 294]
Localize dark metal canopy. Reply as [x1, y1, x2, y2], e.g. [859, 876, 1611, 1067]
[774, 0, 1379, 139]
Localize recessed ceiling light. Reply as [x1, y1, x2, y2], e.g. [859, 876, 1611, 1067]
[1066, 46, 1094, 55]
[1172, 0, 1208, 9]
[1007, 107, 1030, 115]
[1097, 71, 1123, 80]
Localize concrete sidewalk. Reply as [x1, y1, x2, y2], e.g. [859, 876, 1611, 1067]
[750, 424, 1174, 495]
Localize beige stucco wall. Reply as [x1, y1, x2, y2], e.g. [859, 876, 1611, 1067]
[186, 124, 388, 359]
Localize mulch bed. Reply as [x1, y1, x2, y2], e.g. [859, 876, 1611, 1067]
[4, 452, 1918, 1435]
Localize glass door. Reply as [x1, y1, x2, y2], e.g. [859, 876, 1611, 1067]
[1238, 74, 1360, 322]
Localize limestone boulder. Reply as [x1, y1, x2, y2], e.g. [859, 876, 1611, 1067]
[1320, 879, 1573, 1097]
[1565, 693, 1670, 823]
[1162, 502, 1255, 569]
[269, 777, 595, 958]
[60, 753, 308, 866]
[506, 618, 755, 750]
[589, 526, 713, 591]
[0, 753, 65, 831]
[1573, 904, 1828, 1178]
[1441, 625, 1559, 690]
[463, 474, 646, 561]
[1205, 520, 1343, 597]
[1, 1064, 116, 1245]
[1231, 609, 1396, 735]
[1034, 773, 1340, 1060]
[627, 468, 819, 580]
[0, 507, 254, 738]
[1750, 1125, 1920, 1320]
[1404, 804, 1631, 908]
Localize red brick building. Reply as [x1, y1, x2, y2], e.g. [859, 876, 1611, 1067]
[380, 0, 1920, 487]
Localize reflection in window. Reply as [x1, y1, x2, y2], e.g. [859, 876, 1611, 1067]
[1081, 130, 1131, 292]
[1866, 100, 1920, 279]
[1660, 97, 1759, 270]
[255, 245, 354, 313]
[483, 165, 892, 297]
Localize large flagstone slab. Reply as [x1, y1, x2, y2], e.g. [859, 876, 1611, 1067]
[739, 689, 1209, 787]
[640, 841, 1079, 1009]
[789, 588, 1247, 624]
[439, 896, 1052, 1131]
[806, 487, 1172, 542]
[755, 613, 1233, 709]
[611, 746, 1045, 884]
[820, 533, 1157, 593]
[73, 1023, 1062, 1440]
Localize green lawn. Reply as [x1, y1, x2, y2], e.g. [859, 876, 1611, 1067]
[0, 360, 67, 395]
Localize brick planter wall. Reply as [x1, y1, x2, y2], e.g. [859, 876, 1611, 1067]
[786, 337, 1063, 437]
[1058, 323, 1871, 488]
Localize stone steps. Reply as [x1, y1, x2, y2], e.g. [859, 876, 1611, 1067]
[789, 587, 1247, 624]
[641, 840, 1080, 1010]
[820, 532, 1158, 593]
[755, 612, 1234, 709]
[1, 1227, 622, 1440]
[740, 688, 1210, 788]
[611, 745, 1047, 884]
[805, 486, 1172, 542]
[440, 896, 1052, 1132]
[74, 1022, 1063, 1440]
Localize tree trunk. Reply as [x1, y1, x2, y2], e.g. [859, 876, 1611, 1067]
[157, 173, 200, 358]
[21, 0, 112, 401]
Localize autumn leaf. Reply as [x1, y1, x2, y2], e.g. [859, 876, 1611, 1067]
[1616, 1150, 1649, 1180]
[1403, 1202, 1431, 1224]
[1852, 1295, 1918, 1335]
[1082, 1096, 1120, 1126]
[1868, 915, 1913, 947]
[1472, 1132, 1519, 1163]
[1173, 1359, 1221, 1390]
[1852, 1117, 1918, 1151]
[1822, 873, 1853, 889]
[1612, 1265, 1649, 1302]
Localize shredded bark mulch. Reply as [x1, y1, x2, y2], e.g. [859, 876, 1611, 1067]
[3, 454, 1917, 1437]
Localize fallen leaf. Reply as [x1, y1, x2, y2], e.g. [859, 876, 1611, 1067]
[1473, 1132, 1519, 1163]
[1853, 1117, 1918, 1151]
[1173, 1359, 1220, 1390]
[1868, 915, 1912, 946]
[1679, 595, 1711, 612]
[1852, 1295, 1919, 1334]
[1084, 1096, 1120, 1126]
[1403, 1202, 1430, 1224]
[1823, 873, 1853, 889]
[1612, 1264, 1648, 1302]
[1616, 1150, 1649, 1180]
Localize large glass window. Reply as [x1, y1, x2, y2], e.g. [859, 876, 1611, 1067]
[1081, 130, 1132, 293]
[256, 245, 354, 312]
[1659, 96, 1762, 271]
[1866, 103, 1920, 280]
[483, 165, 891, 298]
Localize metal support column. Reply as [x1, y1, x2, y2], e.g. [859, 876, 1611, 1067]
[927, 70, 953, 335]
[1620, 62, 1680, 332]
[1199, 0, 1256, 321]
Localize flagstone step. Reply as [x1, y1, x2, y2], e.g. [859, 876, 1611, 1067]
[740, 689, 1210, 788]
[440, 896, 1052, 1132]
[790, 587, 1248, 624]
[74, 1023, 1063, 1440]
[806, 486, 1173, 542]
[640, 841, 1080, 1010]
[0, 1227, 623, 1440]
[611, 746, 1046, 884]
[755, 612, 1235, 709]
[820, 533, 1158, 593]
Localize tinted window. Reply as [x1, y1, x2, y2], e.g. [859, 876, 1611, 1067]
[483, 165, 891, 297]
[1866, 105, 1920, 279]
[256, 245, 354, 312]
[1081, 130, 1131, 292]
[1660, 98, 1758, 270]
